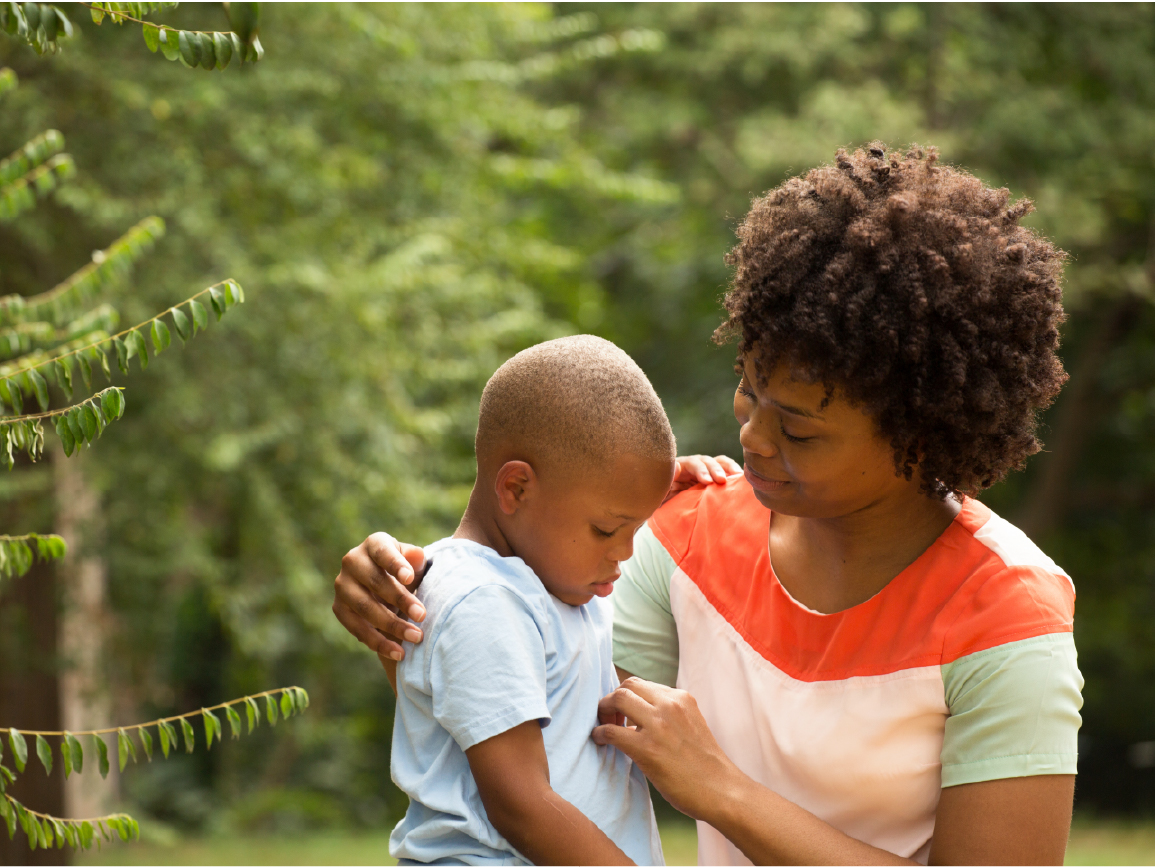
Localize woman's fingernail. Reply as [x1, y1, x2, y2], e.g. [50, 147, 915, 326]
[410, 604, 426, 621]
[404, 627, 423, 643]
[390, 650, 403, 661]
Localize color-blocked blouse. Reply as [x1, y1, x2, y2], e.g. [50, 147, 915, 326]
[611, 476, 1082, 865]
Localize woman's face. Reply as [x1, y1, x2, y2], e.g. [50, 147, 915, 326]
[733, 354, 917, 518]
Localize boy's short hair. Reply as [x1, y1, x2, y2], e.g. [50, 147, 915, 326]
[476, 335, 675, 473]
[716, 142, 1068, 498]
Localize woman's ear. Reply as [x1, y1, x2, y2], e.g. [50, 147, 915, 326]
[494, 460, 537, 516]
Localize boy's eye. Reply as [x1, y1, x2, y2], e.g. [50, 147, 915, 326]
[737, 377, 755, 399]
[592, 526, 615, 538]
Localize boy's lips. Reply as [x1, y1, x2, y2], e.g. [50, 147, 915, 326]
[591, 572, 620, 597]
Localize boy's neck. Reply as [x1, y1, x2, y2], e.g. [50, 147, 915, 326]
[454, 484, 516, 558]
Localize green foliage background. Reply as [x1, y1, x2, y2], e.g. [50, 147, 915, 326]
[2, 1, 1154, 830]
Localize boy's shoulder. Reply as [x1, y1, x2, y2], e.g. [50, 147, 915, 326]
[418, 537, 550, 627]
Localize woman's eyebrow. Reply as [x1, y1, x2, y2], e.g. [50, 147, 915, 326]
[770, 399, 823, 420]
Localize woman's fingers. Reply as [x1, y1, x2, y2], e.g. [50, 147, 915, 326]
[362, 533, 428, 622]
[349, 534, 427, 623]
[331, 589, 405, 659]
[673, 454, 742, 486]
[597, 678, 661, 727]
[715, 454, 743, 475]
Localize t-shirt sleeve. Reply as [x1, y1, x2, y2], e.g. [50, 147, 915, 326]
[428, 585, 551, 752]
[940, 632, 1083, 788]
[611, 522, 680, 687]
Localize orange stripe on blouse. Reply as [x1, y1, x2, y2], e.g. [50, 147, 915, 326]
[648, 477, 1074, 683]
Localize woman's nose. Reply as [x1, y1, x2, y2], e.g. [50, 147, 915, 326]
[739, 414, 778, 458]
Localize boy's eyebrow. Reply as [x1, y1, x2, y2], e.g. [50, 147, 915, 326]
[605, 511, 639, 521]
[770, 398, 823, 420]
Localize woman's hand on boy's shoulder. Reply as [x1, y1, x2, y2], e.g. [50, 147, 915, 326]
[332, 532, 429, 668]
[666, 454, 742, 503]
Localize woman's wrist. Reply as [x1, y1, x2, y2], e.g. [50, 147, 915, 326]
[695, 760, 758, 830]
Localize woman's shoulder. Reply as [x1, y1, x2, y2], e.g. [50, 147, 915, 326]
[933, 499, 1075, 664]
[648, 474, 767, 563]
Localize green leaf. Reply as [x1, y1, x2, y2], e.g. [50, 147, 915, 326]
[142, 21, 159, 52]
[90, 5, 105, 24]
[178, 30, 200, 68]
[114, 337, 129, 374]
[65, 733, 82, 775]
[213, 31, 232, 69]
[199, 31, 217, 70]
[56, 416, 75, 457]
[116, 728, 136, 772]
[159, 27, 180, 61]
[78, 354, 92, 390]
[129, 329, 149, 369]
[97, 347, 111, 381]
[281, 689, 294, 718]
[54, 358, 72, 398]
[80, 405, 98, 442]
[245, 696, 258, 732]
[150, 318, 170, 354]
[209, 286, 226, 320]
[0, 378, 22, 415]
[265, 693, 278, 726]
[225, 280, 245, 305]
[202, 709, 220, 749]
[35, 734, 51, 776]
[66, 408, 84, 447]
[9, 729, 27, 773]
[26, 368, 48, 411]
[79, 821, 93, 849]
[248, 34, 264, 62]
[157, 720, 174, 758]
[2, 796, 15, 839]
[101, 388, 125, 421]
[226, 1, 259, 47]
[171, 306, 191, 341]
[93, 735, 109, 779]
[138, 726, 153, 761]
[294, 687, 310, 709]
[225, 704, 241, 739]
[190, 299, 208, 332]
[180, 717, 195, 753]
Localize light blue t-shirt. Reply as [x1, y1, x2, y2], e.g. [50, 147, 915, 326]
[389, 538, 664, 866]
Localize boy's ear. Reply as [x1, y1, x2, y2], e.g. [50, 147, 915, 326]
[494, 460, 537, 515]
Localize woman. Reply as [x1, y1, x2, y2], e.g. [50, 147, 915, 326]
[332, 145, 1081, 865]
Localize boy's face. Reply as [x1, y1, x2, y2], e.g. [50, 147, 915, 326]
[506, 453, 674, 606]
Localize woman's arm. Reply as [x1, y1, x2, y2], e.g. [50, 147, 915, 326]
[330, 455, 740, 664]
[593, 678, 1073, 866]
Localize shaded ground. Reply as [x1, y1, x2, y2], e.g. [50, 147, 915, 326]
[72, 816, 1155, 865]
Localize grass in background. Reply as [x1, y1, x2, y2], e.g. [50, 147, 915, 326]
[73, 816, 1155, 865]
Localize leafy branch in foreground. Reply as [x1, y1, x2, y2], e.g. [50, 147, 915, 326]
[0, 2, 72, 55]
[0, 532, 65, 580]
[0, 687, 309, 850]
[0, 280, 243, 468]
[85, 1, 264, 68]
[1, 793, 137, 852]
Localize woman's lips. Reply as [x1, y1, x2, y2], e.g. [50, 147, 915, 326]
[744, 464, 791, 493]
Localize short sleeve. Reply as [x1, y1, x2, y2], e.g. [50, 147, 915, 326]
[612, 522, 680, 687]
[429, 586, 551, 752]
[940, 632, 1083, 787]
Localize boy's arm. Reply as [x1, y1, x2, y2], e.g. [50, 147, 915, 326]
[466, 721, 633, 866]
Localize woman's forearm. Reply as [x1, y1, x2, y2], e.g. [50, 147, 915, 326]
[701, 767, 913, 866]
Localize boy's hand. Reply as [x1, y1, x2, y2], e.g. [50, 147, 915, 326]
[332, 532, 428, 667]
[666, 454, 742, 502]
[467, 721, 633, 866]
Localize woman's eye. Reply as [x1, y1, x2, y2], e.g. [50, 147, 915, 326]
[780, 423, 814, 444]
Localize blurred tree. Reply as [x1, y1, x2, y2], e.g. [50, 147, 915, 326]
[4, 1, 1155, 832]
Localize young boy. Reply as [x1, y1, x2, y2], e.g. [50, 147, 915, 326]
[388, 335, 674, 866]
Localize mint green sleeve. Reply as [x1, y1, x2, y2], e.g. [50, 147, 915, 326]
[940, 633, 1083, 788]
[611, 522, 680, 687]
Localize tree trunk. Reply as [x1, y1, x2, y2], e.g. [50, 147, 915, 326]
[54, 448, 117, 826]
[0, 465, 66, 865]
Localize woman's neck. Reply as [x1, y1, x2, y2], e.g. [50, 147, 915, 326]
[768, 489, 962, 615]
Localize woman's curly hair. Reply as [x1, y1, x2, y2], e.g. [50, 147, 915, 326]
[716, 143, 1069, 498]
